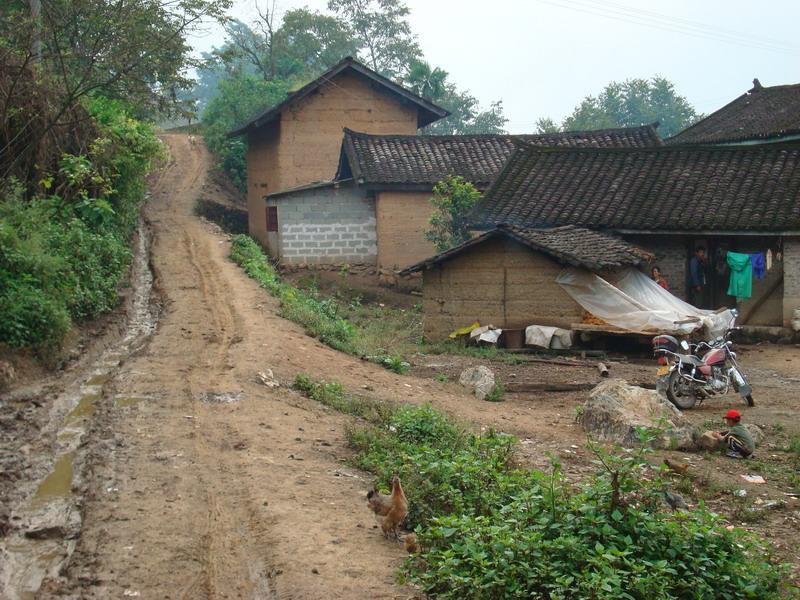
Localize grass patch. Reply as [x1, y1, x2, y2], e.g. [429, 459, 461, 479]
[292, 373, 392, 423]
[230, 235, 409, 373]
[291, 374, 790, 597]
[786, 434, 800, 455]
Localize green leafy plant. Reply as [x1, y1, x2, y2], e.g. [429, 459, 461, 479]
[424, 176, 482, 252]
[484, 383, 504, 402]
[0, 98, 160, 351]
[342, 403, 788, 599]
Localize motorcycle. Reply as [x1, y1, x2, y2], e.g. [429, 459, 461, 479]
[652, 317, 754, 410]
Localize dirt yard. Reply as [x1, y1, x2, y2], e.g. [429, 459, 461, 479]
[1, 134, 799, 599]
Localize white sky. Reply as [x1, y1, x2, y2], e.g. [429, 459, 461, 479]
[189, 0, 800, 133]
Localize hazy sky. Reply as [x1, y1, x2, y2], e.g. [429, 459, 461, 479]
[189, 0, 800, 133]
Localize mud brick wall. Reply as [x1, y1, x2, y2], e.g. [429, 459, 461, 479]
[246, 71, 418, 247]
[421, 237, 583, 341]
[784, 236, 800, 327]
[376, 191, 438, 270]
[269, 183, 376, 265]
[247, 122, 281, 248]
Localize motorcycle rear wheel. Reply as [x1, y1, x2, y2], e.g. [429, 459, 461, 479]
[665, 370, 697, 410]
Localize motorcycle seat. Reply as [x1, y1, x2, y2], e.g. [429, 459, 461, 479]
[679, 354, 704, 366]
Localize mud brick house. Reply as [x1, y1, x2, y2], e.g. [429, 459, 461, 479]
[400, 225, 651, 340]
[469, 141, 800, 328]
[266, 124, 662, 269]
[227, 57, 449, 249]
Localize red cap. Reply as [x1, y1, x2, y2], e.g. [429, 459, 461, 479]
[725, 409, 742, 420]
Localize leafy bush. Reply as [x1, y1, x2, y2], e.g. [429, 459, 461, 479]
[343, 403, 788, 599]
[425, 176, 482, 252]
[0, 98, 160, 350]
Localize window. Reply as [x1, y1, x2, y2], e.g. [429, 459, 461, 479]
[266, 206, 278, 232]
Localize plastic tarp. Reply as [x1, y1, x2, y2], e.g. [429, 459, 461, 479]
[556, 267, 735, 337]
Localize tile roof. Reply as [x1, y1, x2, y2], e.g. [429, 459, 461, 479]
[337, 124, 662, 186]
[471, 142, 800, 233]
[667, 80, 800, 145]
[227, 57, 449, 137]
[401, 224, 652, 274]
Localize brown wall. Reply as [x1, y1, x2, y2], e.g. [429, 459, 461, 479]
[246, 71, 419, 248]
[421, 238, 583, 341]
[376, 191, 437, 270]
[247, 122, 281, 251]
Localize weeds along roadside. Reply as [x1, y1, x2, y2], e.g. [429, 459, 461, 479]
[0, 97, 162, 355]
[292, 372, 791, 600]
[229, 234, 411, 374]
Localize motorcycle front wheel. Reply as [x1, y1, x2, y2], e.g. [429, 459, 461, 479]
[745, 394, 755, 407]
[665, 370, 697, 410]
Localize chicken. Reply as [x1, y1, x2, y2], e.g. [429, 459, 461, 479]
[366, 486, 393, 517]
[366, 476, 408, 540]
[663, 458, 690, 476]
[404, 533, 420, 554]
[662, 491, 689, 511]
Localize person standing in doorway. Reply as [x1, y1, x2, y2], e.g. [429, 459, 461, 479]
[688, 246, 707, 307]
[651, 265, 670, 290]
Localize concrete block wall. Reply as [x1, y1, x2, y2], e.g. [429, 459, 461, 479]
[784, 237, 800, 327]
[270, 183, 377, 265]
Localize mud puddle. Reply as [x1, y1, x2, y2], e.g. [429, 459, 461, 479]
[0, 221, 159, 600]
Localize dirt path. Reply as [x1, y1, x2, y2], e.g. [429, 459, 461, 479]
[5, 134, 796, 598]
[47, 135, 419, 599]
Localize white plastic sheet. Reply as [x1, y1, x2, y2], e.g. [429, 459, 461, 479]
[556, 267, 734, 337]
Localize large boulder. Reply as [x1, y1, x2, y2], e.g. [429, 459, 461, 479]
[581, 379, 695, 449]
[458, 366, 496, 401]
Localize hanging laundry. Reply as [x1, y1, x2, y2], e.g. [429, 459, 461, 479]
[750, 252, 766, 280]
[766, 249, 773, 272]
[726, 252, 753, 300]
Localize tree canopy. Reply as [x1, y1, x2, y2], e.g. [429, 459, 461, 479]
[537, 77, 700, 138]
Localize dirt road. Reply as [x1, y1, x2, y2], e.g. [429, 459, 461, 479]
[34, 135, 426, 599]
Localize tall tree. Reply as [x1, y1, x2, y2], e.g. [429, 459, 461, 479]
[405, 60, 507, 135]
[327, 0, 421, 79]
[545, 76, 699, 138]
[1, 0, 231, 117]
[217, 8, 357, 83]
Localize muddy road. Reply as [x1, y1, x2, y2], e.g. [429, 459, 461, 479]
[3, 134, 798, 599]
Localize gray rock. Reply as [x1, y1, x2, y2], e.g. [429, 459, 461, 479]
[581, 379, 695, 449]
[458, 366, 496, 401]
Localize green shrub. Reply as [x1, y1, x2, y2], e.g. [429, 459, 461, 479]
[343, 403, 788, 599]
[0, 278, 70, 348]
[202, 76, 289, 190]
[0, 98, 160, 350]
